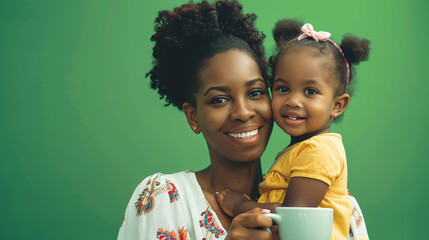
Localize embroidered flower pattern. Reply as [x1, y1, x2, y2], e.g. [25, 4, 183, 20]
[156, 227, 189, 240]
[167, 181, 179, 203]
[135, 175, 181, 216]
[199, 207, 226, 238]
[351, 206, 363, 227]
[348, 226, 354, 237]
[157, 228, 177, 240]
[178, 227, 189, 240]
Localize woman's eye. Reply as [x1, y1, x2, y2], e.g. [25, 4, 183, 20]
[304, 89, 318, 95]
[248, 90, 264, 98]
[277, 86, 289, 93]
[209, 97, 229, 104]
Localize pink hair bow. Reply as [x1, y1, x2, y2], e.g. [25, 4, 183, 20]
[298, 23, 331, 42]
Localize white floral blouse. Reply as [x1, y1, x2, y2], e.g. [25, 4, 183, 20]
[117, 170, 369, 240]
[118, 170, 227, 240]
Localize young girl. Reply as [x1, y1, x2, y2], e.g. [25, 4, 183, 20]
[216, 19, 370, 240]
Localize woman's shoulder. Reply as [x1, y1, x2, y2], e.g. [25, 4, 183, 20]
[133, 170, 198, 200]
[136, 170, 196, 189]
[118, 170, 204, 239]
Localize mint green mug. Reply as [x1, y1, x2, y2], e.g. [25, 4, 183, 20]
[265, 207, 333, 240]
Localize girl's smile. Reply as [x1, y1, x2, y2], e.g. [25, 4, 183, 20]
[282, 112, 306, 127]
[272, 47, 340, 139]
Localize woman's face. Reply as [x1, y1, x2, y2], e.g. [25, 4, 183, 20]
[191, 49, 272, 163]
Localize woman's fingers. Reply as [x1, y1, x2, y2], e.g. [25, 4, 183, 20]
[235, 208, 273, 228]
[226, 208, 273, 240]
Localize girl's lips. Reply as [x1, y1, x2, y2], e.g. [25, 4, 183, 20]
[282, 115, 305, 127]
[283, 111, 305, 119]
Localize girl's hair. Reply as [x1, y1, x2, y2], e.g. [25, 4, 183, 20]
[147, 0, 267, 110]
[270, 19, 370, 97]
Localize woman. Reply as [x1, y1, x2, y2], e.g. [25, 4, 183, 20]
[118, 0, 275, 239]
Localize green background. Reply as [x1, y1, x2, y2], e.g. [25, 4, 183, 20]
[1, 0, 428, 239]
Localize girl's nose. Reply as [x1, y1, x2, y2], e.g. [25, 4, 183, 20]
[285, 94, 302, 108]
[230, 98, 256, 122]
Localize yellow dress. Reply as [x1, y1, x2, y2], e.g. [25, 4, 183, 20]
[258, 133, 352, 240]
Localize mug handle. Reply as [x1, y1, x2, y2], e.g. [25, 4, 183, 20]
[263, 213, 282, 232]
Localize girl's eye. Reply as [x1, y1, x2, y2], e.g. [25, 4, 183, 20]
[209, 97, 229, 104]
[248, 90, 264, 98]
[277, 86, 289, 93]
[304, 89, 318, 95]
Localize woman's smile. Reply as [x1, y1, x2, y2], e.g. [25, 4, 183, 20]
[192, 49, 272, 163]
[225, 126, 261, 146]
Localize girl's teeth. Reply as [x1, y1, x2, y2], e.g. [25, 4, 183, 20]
[228, 129, 259, 139]
[287, 116, 298, 120]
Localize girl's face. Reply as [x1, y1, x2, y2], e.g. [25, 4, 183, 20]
[185, 49, 272, 163]
[271, 47, 340, 137]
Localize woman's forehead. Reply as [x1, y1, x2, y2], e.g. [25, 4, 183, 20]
[197, 49, 262, 89]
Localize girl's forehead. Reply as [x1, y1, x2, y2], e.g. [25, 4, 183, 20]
[283, 45, 328, 58]
[278, 46, 334, 70]
[279, 47, 324, 65]
[274, 46, 338, 87]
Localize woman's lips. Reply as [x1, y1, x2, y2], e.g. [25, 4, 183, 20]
[227, 128, 259, 139]
[225, 127, 261, 146]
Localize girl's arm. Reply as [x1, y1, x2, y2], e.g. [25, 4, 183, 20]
[216, 189, 281, 217]
[216, 176, 328, 217]
[282, 177, 328, 207]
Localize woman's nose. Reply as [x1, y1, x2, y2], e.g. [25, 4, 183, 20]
[230, 98, 256, 122]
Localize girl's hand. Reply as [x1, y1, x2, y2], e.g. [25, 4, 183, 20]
[216, 188, 251, 217]
[225, 208, 273, 240]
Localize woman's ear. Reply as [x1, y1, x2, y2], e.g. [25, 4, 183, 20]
[331, 93, 350, 118]
[182, 102, 201, 134]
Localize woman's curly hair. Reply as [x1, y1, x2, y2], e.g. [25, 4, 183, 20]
[146, 0, 267, 110]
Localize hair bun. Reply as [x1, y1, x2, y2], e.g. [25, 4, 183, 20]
[147, 0, 267, 110]
[340, 35, 370, 65]
[273, 19, 302, 47]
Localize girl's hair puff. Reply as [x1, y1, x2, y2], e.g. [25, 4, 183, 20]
[147, 0, 267, 110]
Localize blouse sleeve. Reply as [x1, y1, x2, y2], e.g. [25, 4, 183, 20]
[290, 138, 343, 186]
[117, 173, 190, 240]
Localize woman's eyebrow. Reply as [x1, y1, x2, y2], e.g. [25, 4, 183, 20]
[204, 86, 231, 96]
[245, 78, 265, 86]
[203, 78, 264, 96]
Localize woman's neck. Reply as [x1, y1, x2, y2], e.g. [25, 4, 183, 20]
[196, 158, 261, 197]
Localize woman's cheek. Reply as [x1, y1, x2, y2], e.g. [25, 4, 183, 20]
[260, 99, 273, 122]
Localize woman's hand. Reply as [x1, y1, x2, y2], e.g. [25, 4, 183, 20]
[225, 208, 273, 240]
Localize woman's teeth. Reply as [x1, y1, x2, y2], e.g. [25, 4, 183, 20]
[228, 129, 259, 139]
